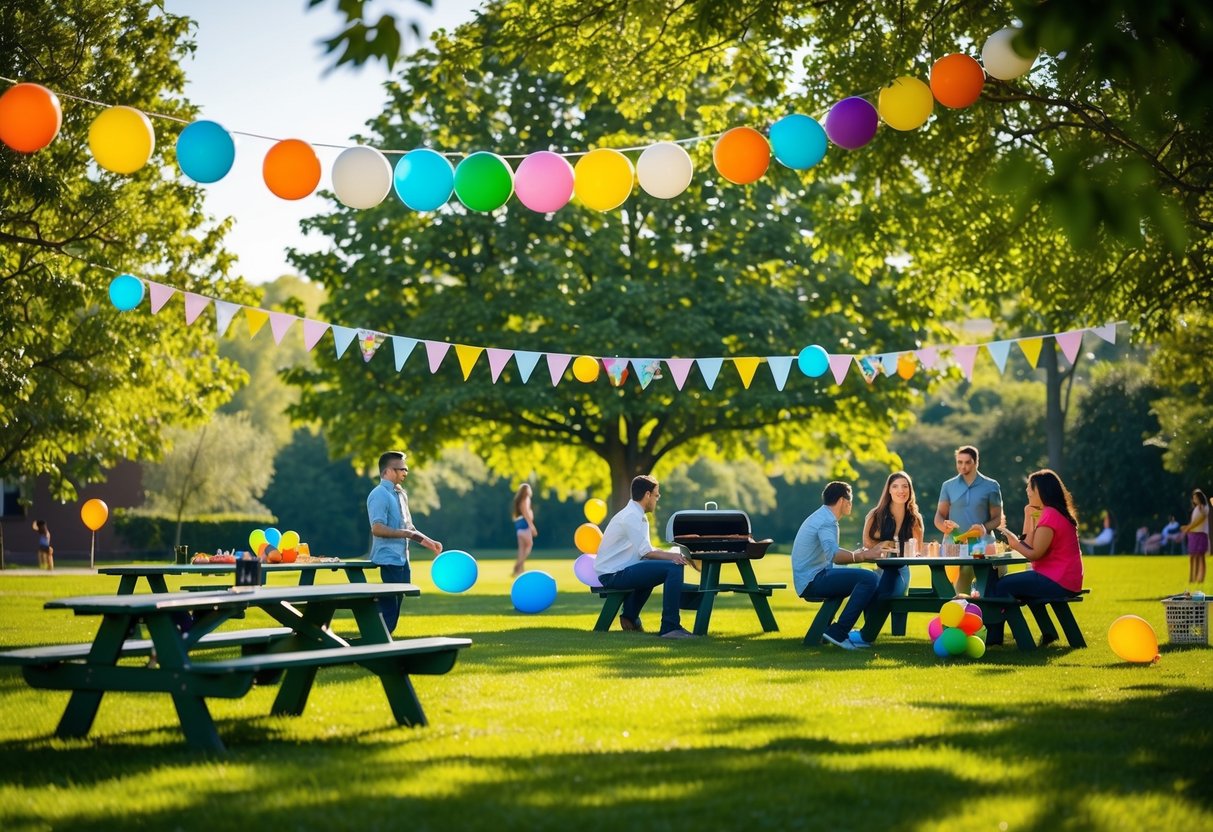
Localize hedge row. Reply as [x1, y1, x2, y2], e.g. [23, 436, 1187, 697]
[113, 511, 276, 556]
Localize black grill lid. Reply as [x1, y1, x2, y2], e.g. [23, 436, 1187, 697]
[664, 502, 751, 540]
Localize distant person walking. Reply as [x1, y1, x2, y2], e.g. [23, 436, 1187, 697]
[33, 520, 53, 570]
[1182, 488, 1209, 591]
[511, 483, 538, 577]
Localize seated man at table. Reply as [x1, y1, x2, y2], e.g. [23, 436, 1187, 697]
[791, 481, 886, 650]
[367, 451, 443, 633]
[594, 475, 697, 639]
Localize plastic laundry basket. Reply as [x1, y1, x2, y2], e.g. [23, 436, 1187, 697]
[1162, 595, 1208, 645]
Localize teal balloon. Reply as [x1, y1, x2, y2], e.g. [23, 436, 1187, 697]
[176, 120, 235, 183]
[939, 627, 968, 656]
[108, 274, 145, 311]
[769, 114, 828, 170]
[394, 148, 454, 211]
[511, 570, 557, 614]
[454, 151, 514, 212]
[264, 527, 282, 548]
[932, 637, 951, 658]
[797, 345, 830, 377]
[431, 550, 478, 593]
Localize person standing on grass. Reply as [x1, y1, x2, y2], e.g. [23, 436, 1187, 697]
[511, 483, 538, 577]
[367, 451, 442, 633]
[791, 481, 887, 650]
[594, 475, 697, 639]
[1181, 488, 1209, 590]
[990, 469, 1085, 648]
[934, 445, 1003, 595]
[33, 519, 53, 570]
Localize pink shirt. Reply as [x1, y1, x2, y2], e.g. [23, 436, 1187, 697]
[1033, 506, 1084, 593]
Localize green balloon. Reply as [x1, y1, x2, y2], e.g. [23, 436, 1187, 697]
[939, 627, 968, 655]
[454, 152, 514, 212]
[965, 635, 987, 658]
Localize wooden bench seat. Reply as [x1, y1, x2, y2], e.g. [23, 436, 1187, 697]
[965, 592, 1087, 648]
[0, 627, 295, 666]
[591, 585, 714, 632]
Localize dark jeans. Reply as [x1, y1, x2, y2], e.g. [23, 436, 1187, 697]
[600, 560, 690, 635]
[802, 566, 880, 642]
[378, 563, 411, 634]
[984, 569, 1072, 644]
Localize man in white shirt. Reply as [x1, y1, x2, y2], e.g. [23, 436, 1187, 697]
[595, 475, 696, 639]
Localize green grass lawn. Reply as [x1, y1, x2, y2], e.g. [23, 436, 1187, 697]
[1, 554, 1210, 832]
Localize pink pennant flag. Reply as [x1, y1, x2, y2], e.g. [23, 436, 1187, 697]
[425, 341, 451, 373]
[951, 345, 979, 380]
[148, 281, 176, 314]
[665, 358, 694, 390]
[828, 354, 852, 385]
[183, 292, 210, 325]
[486, 348, 513, 382]
[1055, 330, 1084, 365]
[546, 353, 573, 385]
[302, 319, 329, 352]
[914, 346, 939, 370]
[1091, 323, 1117, 344]
[268, 311, 297, 345]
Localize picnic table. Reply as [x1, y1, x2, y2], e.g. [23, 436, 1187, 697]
[0, 583, 470, 751]
[99, 560, 377, 594]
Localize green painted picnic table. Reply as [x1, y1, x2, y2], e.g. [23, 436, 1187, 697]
[99, 560, 377, 593]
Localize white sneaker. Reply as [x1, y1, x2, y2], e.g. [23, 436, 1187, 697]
[848, 630, 874, 648]
[822, 633, 857, 650]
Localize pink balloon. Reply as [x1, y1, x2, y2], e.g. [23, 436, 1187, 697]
[514, 151, 575, 213]
[927, 615, 943, 641]
[573, 553, 602, 588]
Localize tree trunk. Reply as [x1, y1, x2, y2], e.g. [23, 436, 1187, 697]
[1041, 341, 1080, 475]
[604, 420, 657, 512]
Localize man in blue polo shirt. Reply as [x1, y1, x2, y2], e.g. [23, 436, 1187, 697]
[933, 445, 1003, 595]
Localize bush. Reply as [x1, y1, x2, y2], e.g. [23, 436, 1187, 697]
[114, 510, 276, 556]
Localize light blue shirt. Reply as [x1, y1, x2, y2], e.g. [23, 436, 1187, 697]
[367, 479, 414, 566]
[790, 504, 840, 596]
[594, 501, 652, 575]
[937, 472, 1002, 532]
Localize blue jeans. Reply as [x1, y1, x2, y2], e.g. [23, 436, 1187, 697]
[803, 566, 880, 642]
[600, 560, 688, 635]
[378, 563, 411, 634]
[984, 569, 1071, 644]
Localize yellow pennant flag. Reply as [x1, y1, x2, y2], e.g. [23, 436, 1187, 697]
[454, 344, 484, 380]
[245, 307, 269, 338]
[733, 357, 762, 389]
[1017, 337, 1043, 368]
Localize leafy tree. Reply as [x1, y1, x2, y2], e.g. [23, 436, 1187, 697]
[0, 0, 252, 507]
[1147, 311, 1213, 491]
[140, 413, 277, 547]
[288, 21, 948, 508]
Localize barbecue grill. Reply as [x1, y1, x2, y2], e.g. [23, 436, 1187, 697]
[665, 502, 774, 561]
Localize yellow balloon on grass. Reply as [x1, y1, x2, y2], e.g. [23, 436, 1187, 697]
[574, 148, 634, 212]
[80, 498, 110, 532]
[584, 498, 608, 525]
[574, 522, 603, 554]
[89, 106, 155, 173]
[1108, 614, 1160, 663]
[279, 530, 300, 551]
[877, 77, 934, 131]
[572, 355, 600, 383]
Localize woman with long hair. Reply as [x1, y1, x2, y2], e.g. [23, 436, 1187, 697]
[991, 469, 1084, 647]
[1181, 488, 1209, 589]
[862, 471, 925, 598]
[511, 483, 538, 577]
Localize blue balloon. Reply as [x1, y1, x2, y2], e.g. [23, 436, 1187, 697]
[176, 120, 236, 183]
[108, 274, 145, 311]
[769, 114, 828, 170]
[431, 550, 478, 593]
[264, 527, 282, 548]
[511, 571, 557, 614]
[394, 148, 455, 211]
[797, 345, 830, 377]
[933, 637, 951, 658]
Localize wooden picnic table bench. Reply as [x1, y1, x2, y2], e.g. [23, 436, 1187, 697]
[0, 583, 471, 752]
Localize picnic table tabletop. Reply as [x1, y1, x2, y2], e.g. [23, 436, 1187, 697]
[46, 581, 420, 615]
[98, 559, 377, 594]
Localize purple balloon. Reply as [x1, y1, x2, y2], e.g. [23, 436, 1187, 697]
[825, 97, 879, 150]
[573, 553, 602, 588]
[965, 602, 983, 618]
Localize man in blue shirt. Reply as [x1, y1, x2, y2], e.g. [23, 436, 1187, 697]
[933, 445, 1003, 594]
[367, 451, 442, 632]
[791, 481, 886, 650]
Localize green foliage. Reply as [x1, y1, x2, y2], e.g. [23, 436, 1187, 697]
[310, 0, 432, 69]
[0, 0, 253, 500]
[112, 511, 275, 555]
[1148, 311, 1213, 490]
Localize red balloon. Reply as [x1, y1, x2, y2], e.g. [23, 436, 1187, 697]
[0, 83, 62, 153]
[930, 54, 985, 109]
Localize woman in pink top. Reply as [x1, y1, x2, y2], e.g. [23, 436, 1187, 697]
[986, 469, 1084, 647]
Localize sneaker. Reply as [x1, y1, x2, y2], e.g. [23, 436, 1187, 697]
[619, 616, 644, 632]
[659, 627, 696, 639]
[1038, 632, 1058, 648]
[822, 632, 858, 650]
[848, 630, 874, 648]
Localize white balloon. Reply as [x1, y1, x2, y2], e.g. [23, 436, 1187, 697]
[331, 145, 392, 209]
[981, 27, 1037, 81]
[636, 141, 694, 199]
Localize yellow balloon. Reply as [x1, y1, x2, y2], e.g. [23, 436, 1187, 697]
[89, 105, 156, 173]
[279, 530, 300, 551]
[574, 148, 634, 212]
[574, 522, 604, 555]
[80, 498, 110, 532]
[1108, 614, 1160, 663]
[877, 77, 934, 131]
[939, 599, 966, 628]
[897, 353, 917, 380]
[584, 498, 608, 525]
[572, 355, 600, 383]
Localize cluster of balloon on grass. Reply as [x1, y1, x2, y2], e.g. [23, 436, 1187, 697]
[928, 599, 987, 659]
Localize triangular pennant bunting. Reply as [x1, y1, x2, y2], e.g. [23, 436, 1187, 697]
[302, 319, 329, 352]
[454, 344, 483, 380]
[1017, 337, 1043, 368]
[767, 356, 794, 391]
[733, 357, 762, 389]
[858, 356, 881, 383]
[828, 354, 852, 385]
[425, 340, 451, 373]
[1055, 330, 1084, 365]
[877, 353, 899, 377]
[546, 353, 572, 386]
[666, 358, 694, 390]
[630, 358, 661, 389]
[603, 358, 629, 387]
[183, 292, 210, 326]
[487, 348, 513, 382]
[332, 325, 358, 358]
[514, 351, 541, 383]
[359, 330, 386, 362]
[268, 311, 297, 345]
[951, 345, 979, 380]
[914, 346, 939, 370]
[148, 281, 176, 314]
[698, 358, 723, 390]
[214, 300, 240, 337]
[986, 341, 1012, 374]
[1091, 323, 1117, 344]
[392, 336, 417, 371]
[245, 307, 269, 338]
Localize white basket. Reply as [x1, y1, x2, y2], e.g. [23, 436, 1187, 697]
[1162, 596, 1209, 645]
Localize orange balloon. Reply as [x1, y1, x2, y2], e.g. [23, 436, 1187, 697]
[945, 564, 960, 583]
[896, 353, 917, 380]
[80, 498, 109, 532]
[574, 522, 604, 555]
[0, 83, 62, 153]
[712, 127, 770, 185]
[280, 548, 298, 563]
[263, 138, 321, 200]
[930, 54, 985, 109]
